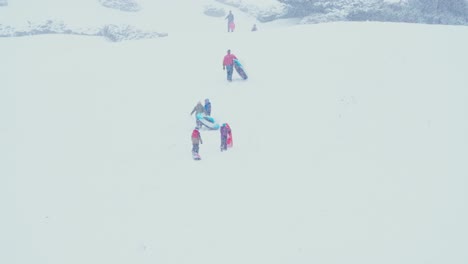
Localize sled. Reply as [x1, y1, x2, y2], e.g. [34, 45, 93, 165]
[233, 59, 248, 80]
[196, 113, 220, 130]
[192, 151, 201, 160]
[229, 22, 235, 32]
[227, 132, 233, 148]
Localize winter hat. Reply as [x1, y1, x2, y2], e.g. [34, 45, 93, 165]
[205, 98, 210, 103]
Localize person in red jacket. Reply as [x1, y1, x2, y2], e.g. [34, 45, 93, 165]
[191, 127, 203, 155]
[223, 49, 238, 82]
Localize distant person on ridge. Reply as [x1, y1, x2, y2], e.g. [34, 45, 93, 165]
[251, 24, 257, 32]
[225, 10, 234, 32]
[223, 49, 238, 82]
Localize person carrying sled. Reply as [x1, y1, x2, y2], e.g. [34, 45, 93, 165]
[225, 10, 234, 32]
[223, 49, 238, 82]
[191, 127, 203, 154]
[204, 98, 211, 116]
[220, 123, 232, 151]
[190, 101, 206, 128]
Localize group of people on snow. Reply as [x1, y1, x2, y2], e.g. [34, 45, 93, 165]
[190, 99, 211, 129]
[189, 9, 260, 160]
[225, 10, 258, 33]
[190, 99, 232, 159]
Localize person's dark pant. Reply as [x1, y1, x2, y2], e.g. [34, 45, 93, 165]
[220, 136, 227, 151]
[226, 65, 234, 81]
[192, 144, 199, 153]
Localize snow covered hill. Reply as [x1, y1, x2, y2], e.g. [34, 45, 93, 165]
[1, 1, 468, 264]
[0, 0, 283, 40]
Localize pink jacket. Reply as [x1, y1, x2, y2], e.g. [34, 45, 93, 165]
[223, 54, 238, 66]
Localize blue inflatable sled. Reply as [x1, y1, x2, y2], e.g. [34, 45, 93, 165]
[233, 59, 248, 80]
[196, 113, 220, 130]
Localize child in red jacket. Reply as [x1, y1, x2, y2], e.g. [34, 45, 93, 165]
[191, 127, 203, 155]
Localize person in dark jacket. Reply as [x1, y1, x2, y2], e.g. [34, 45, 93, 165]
[251, 24, 258, 31]
[204, 98, 211, 116]
[225, 10, 234, 32]
[220, 123, 231, 151]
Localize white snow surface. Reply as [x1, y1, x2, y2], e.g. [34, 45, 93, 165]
[1, 1, 468, 264]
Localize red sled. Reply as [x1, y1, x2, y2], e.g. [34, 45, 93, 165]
[226, 124, 233, 148]
[229, 22, 235, 32]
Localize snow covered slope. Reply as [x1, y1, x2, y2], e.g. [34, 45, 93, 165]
[1, 1, 468, 264]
